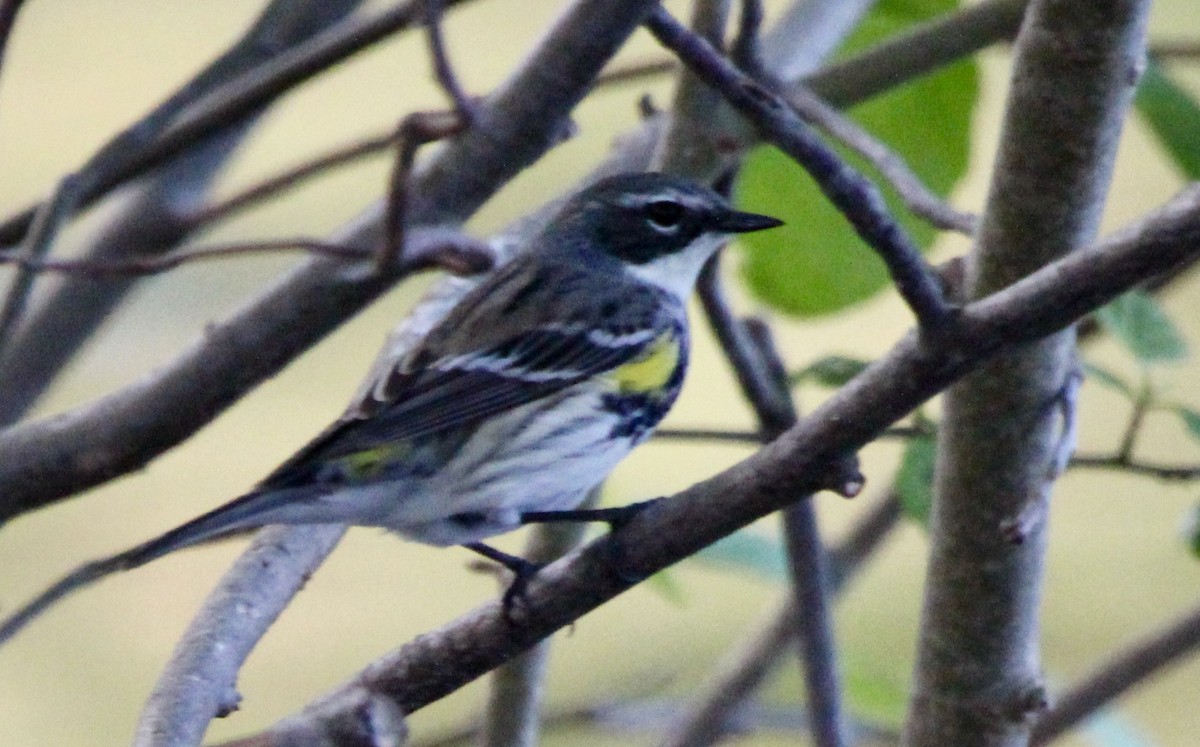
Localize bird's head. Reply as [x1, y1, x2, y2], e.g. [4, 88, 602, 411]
[546, 172, 783, 297]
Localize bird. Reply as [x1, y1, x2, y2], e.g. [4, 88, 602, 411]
[0, 172, 782, 643]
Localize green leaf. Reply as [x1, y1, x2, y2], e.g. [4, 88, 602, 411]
[1095, 290, 1188, 364]
[1135, 61, 1200, 179]
[895, 437, 937, 526]
[694, 529, 787, 581]
[643, 569, 685, 604]
[1185, 505, 1200, 561]
[734, 0, 978, 316]
[792, 355, 871, 387]
[1173, 406, 1200, 443]
[1081, 361, 1135, 399]
[844, 663, 909, 726]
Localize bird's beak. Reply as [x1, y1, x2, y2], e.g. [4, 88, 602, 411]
[715, 209, 784, 234]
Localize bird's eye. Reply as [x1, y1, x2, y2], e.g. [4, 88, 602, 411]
[644, 200, 684, 229]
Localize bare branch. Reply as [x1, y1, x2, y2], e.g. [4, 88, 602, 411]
[1031, 600, 1200, 745]
[0, 0, 661, 526]
[655, 427, 761, 443]
[0, 0, 26, 104]
[0, 0, 470, 248]
[241, 187, 1200, 735]
[422, 0, 476, 122]
[805, 0, 1029, 106]
[663, 492, 903, 747]
[1148, 40, 1200, 60]
[731, 0, 766, 73]
[382, 110, 469, 270]
[906, 0, 1152, 742]
[782, 86, 979, 234]
[1069, 454, 1200, 481]
[0, 239, 368, 277]
[185, 132, 396, 229]
[648, 7, 955, 330]
[132, 526, 347, 747]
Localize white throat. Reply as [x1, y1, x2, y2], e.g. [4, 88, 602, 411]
[622, 233, 727, 300]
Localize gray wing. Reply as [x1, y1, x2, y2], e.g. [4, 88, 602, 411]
[260, 260, 673, 490]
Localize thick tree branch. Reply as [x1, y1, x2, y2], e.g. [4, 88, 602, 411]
[805, 0, 1029, 106]
[0, 0, 371, 424]
[0, 0, 660, 526]
[234, 186, 1200, 740]
[132, 525, 347, 747]
[904, 1, 1151, 744]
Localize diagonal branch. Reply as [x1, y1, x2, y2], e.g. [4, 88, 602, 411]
[0, 0, 661, 526]
[0, 0, 373, 424]
[0, 0, 474, 249]
[646, 8, 955, 331]
[229, 185, 1200, 742]
[1031, 598, 1200, 745]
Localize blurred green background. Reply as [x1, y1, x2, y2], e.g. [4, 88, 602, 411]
[1, 1, 1199, 745]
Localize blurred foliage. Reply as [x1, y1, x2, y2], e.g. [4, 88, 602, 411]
[790, 354, 870, 387]
[894, 436, 936, 526]
[1096, 290, 1189, 365]
[1136, 61, 1200, 179]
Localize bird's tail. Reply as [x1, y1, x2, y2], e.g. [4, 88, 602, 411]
[0, 488, 288, 647]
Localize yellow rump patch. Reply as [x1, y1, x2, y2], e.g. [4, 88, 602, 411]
[339, 442, 411, 479]
[606, 333, 681, 394]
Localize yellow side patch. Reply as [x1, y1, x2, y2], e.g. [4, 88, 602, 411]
[607, 333, 681, 394]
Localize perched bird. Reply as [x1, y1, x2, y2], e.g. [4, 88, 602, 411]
[0, 172, 782, 642]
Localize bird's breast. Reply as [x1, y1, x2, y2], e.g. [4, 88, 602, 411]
[599, 326, 688, 443]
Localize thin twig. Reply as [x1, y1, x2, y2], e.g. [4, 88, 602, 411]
[1148, 41, 1200, 60]
[1031, 600, 1200, 745]
[783, 86, 979, 234]
[1116, 377, 1151, 461]
[731, 0, 765, 74]
[1068, 454, 1200, 481]
[647, 8, 956, 331]
[693, 259, 850, 747]
[0, 175, 83, 352]
[595, 57, 677, 87]
[422, 0, 476, 122]
[186, 132, 396, 228]
[655, 427, 761, 443]
[0, 0, 470, 248]
[0, 233, 493, 280]
[0, 239, 371, 276]
[663, 492, 903, 747]
[381, 110, 468, 270]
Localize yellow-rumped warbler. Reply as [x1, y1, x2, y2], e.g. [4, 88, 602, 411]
[0, 172, 781, 641]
